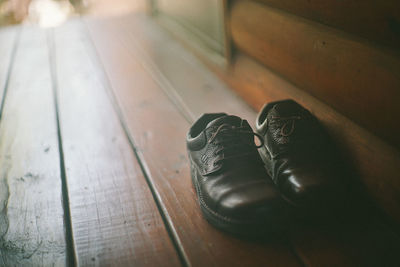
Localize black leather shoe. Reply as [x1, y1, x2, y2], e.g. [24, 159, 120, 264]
[187, 113, 287, 236]
[256, 100, 344, 208]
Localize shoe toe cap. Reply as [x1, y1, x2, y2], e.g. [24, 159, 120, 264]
[217, 182, 285, 221]
[280, 167, 340, 206]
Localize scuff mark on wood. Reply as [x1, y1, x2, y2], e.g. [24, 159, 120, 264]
[0, 170, 10, 241]
[22, 240, 43, 259]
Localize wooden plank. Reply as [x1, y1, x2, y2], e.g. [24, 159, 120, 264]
[254, 0, 400, 49]
[230, 1, 400, 149]
[0, 26, 18, 109]
[51, 20, 181, 266]
[87, 16, 303, 267]
[102, 14, 255, 124]
[0, 26, 67, 265]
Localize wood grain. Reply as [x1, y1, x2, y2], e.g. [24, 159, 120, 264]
[87, 15, 303, 267]
[254, 0, 400, 49]
[0, 26, 18, 109]
[51, 20, 181, 266]
[230, 1, 400, 149]
[0, 26, 66, 265]
[106, 14, 255, 124]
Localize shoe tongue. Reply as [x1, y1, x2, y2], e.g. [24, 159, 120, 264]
[206, 115, 243, 128]
[270, 101, 304, 117]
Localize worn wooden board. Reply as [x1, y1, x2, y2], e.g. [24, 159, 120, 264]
[231, 1, 400, 150]
[87, 16, 303, 267]
[254, 0, 400, 49]
[0, 26, 67, 265]
[0, 26, 18, 110]
[51, 20, 181, 266]
[95, 14, 255, 124]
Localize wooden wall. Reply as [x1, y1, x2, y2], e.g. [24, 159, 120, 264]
[254, 0, 400, 49]
[226, 0, 400, 224]
[230, 1, 400, 149]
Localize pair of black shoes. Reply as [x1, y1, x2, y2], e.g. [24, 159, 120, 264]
[187, 100, 345, 236]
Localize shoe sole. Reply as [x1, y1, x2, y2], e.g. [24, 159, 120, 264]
[189, 155, 283, 237]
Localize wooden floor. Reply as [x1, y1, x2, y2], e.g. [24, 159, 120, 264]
[0, 12, 399, 266]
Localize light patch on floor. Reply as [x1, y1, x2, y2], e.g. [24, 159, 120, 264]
[0, 0, 146, 28]
[26, 0, 74, 27]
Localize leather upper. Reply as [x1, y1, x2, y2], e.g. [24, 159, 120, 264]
[187, 113, 286, 221]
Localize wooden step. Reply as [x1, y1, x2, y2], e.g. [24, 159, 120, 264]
[254, 0, 400, 49]
[88, 13, 400, 266]
[230, 1, 400, 150]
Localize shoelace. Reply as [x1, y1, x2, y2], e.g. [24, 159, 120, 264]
[271, 116, 301, 137]
[206, 123, 264, 166]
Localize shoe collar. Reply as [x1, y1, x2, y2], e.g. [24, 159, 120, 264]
[187, 113, 227, 151]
